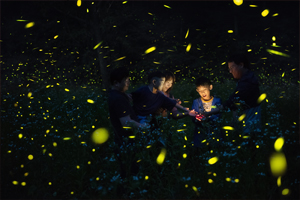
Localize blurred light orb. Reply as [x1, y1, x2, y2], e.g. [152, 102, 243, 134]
[25, 22, 35, 28]
[257, 93, 267, 104]
[274, 137, 284, 151]
[233, 0, 243, 6]
[262, 9, 269, 17]
[269, 152, 287, 176]
[28, 155, 33, 160]
[156, 148, 167, 165]
[208, 157, 218, 165]
[282, 188, 289, 195]
[277, 176, 281, 187]
[91, 128, 109, 144]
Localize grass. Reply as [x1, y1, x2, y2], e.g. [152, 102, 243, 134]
[1, 81, 299, 199]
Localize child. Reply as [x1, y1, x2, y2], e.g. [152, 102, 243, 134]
[192, 76, 222, 148]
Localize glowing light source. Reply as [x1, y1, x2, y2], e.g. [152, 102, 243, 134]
[238, 114, 246, 121]
[145, 175, 149, 180]
[114, 56, 126, 61]
[282, 188, 289, 195]
[183, 153, 187, 158]
[277, 176, 281, 187]
[228, 30, 233, 33]
[261, 9, 269, 17]
[28, 155, 33, 160]
[122, 1, 127, 4]
[156, 148, 167, 165]
[257, 93, 267, 104]
[233, 0, 243, 6]
[93, 41, 103, 50]
[266, 49, 290, 57]
[208, 157, 218, 165]
[208, 179, 213, 183]
[25, 22, 35, 29]
[91, 128, 109, 144]
[87, 99, 94, 104]
[145, 46, 156, 54]
[222, 126, 234, 130]
[77, 0, 81, 7]
[270, 152, 287, 176]
[164, 5, 171, 9]
[186, 43, 192, 52]
[185, 29, 189, 39]
[274, 137, 284, 151]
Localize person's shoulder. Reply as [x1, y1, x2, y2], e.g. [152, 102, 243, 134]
[108, 89, 127, 101]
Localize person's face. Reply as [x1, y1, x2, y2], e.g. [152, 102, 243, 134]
[196, 85, 212, 101]
[228, 61, 243, 79]
[154, 77, 165, 91]
[162, 78, 173, 92]
[120, 77, 130, 92]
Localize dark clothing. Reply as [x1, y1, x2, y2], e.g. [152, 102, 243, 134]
[108, 89, 137, 140]
[192, 96, 223, 147]
[131, 86, 177, 117]
[108, 89, 139, 180]
[223, 70, 260, 110]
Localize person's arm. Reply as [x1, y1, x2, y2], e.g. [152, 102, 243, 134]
[119, 115, 148, 128]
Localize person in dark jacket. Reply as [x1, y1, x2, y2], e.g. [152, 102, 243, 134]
[202, 54, 262, 135]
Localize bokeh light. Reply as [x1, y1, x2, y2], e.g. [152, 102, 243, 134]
[91, 128, 109, 144]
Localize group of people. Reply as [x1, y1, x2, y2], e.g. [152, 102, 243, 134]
[108, 53, 262, 181]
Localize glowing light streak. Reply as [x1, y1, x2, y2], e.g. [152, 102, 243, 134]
[65, 88, 69, 92]
[282, 72, 285, 77]
[277, 176, 281, 187]
[54, 35, 58, 39]
[261, 9, 269, 17]
[233, 0, 243, 6]
[91, 128, 109, 144]
[156, 148, 167, 165]
[63, 137, 71, 140]
[87, 99, 94, 104]
[93, 41, 103, 50]
[177, 129, 186, 132]
[222, 126, 234, 130]
[208, 157, 218, 165]
[25, 22, 35, 29]
[145, 46, 156, 54]
[257, 93, 267, 104]
[186, 43, 192, 52]
[185, 29, 189, 39]
[114, 56, 126, 61]
[17, 19, 28, 22]
[269, 152, 287, 176]
[164, 5, 172, 9]
[122, 1, 127, 4]
[274, 137, 284, 151]
[273, 13, 279, 17]
[129, 136, 135, 138]
[228, 30, 233, 33]
[77, 0, 82, 7]
[266, 49, 290, 57]
[249, 5, 257, 7]
[148, 12, 153, 15]
[238, 114, 246, 121]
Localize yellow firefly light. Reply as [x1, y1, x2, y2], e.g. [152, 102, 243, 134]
[164, 5, 171, 9]
[261, 9, 269, 17]
[93, 41, 103, 50]
[228, 30, 233, 33]
[185, 29, 189, 39]
[87, 99, 94, 104]
[27, 92, 32, 98]
[208, 179, 213, 183]
[54, 35, 59, 39]
[272, 36, 276, 41]
[257, 93, 267, 104]
[91, 128, 109, 144]
[266, 49, 290, 57]
[269, 152, 287, 176]
[274, 137, 284, 151]
[28, 155, 33, 160]
[208, 157, 218, 165]
[233, 0, 243, 6]
[238, 114, 246, 121]
[145, 46, 156, 54]
[277, 176, 281, 187]
[156, 148, 167, 165]
[122, 1, 127, 4]
[183, 153, 187, 158]
[282, 188, 289, 195]
[25, 22, 35, 29]
[282, 72, 285, 77]
[114, 56, 126, 61]
[222, 126, 234, 130]
[77, 0, 81, 7]
[186, 43, 192, 52]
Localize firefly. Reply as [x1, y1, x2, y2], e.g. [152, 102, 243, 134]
[91, 128, 109, 144]
[156, 148, 167, 165]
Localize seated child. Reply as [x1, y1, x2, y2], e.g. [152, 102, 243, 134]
[192, 77, 222, 148]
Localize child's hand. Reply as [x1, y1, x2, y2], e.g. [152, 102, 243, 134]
[188, 109, 198, 117]
[196, 114, 206, 121]
[176, 99, 182, 104]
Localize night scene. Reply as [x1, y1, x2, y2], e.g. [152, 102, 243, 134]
[0, 0, 299, 199]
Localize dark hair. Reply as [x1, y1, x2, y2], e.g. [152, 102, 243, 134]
[195, 76, 211, 87]
[227, 54, 250, 69]
[164, 70, 176, 94]
[147, 71, 165, 83]
[110, 67, 129, 85]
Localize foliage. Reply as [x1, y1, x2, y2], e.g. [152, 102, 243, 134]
[1, 82, 299, 199]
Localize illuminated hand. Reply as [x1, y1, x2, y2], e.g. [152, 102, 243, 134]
[176, 99, 182, 105]
[188, 109, 198, 117]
